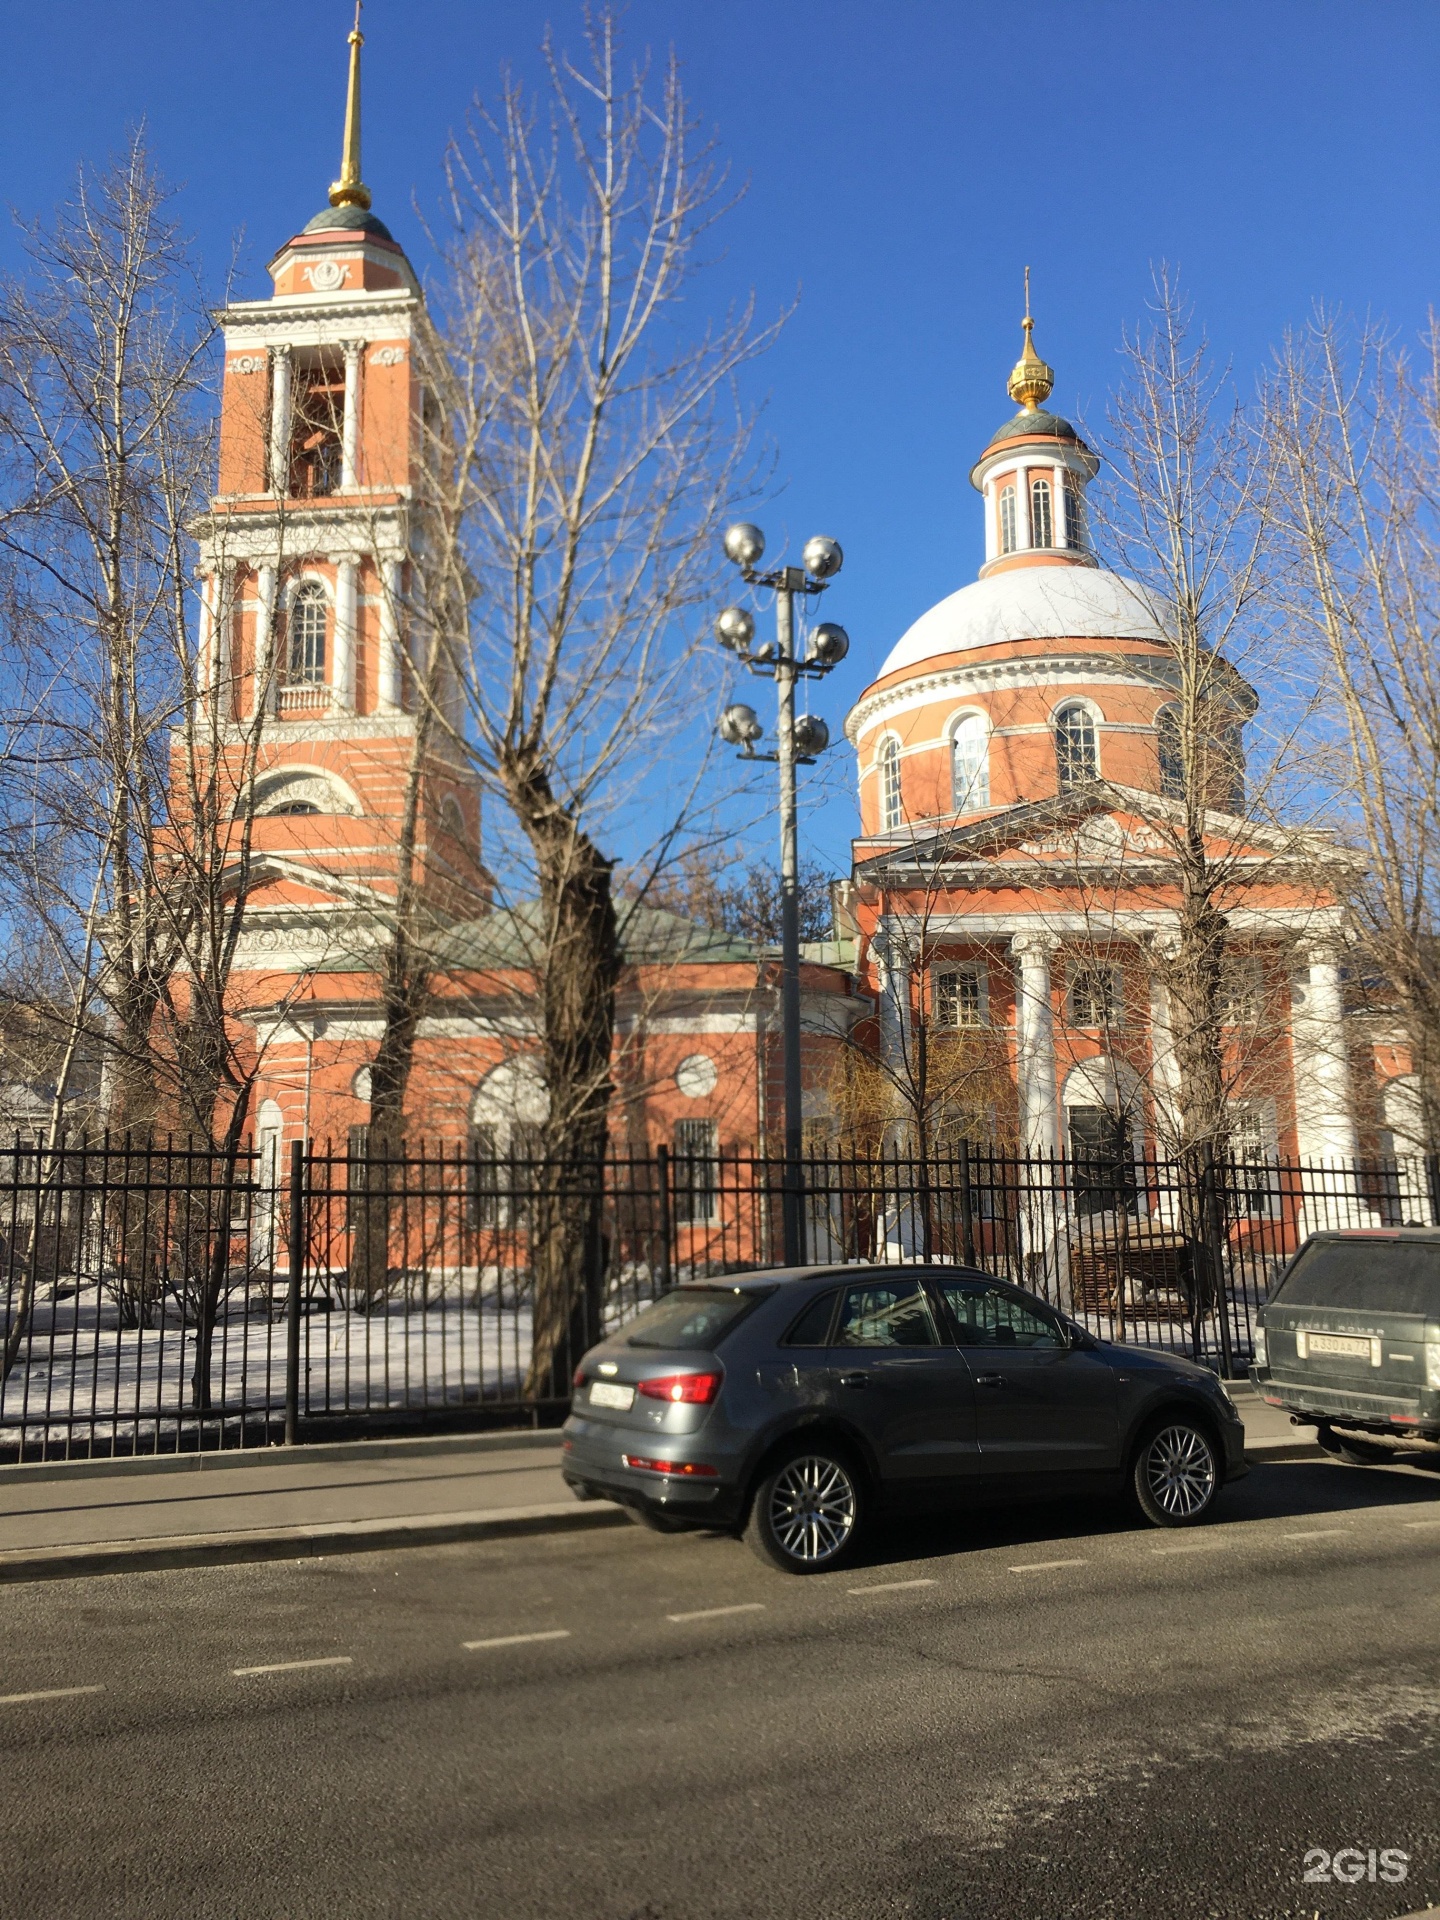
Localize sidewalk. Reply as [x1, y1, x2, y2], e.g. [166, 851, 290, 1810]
[0, 1384, 1318, 1584]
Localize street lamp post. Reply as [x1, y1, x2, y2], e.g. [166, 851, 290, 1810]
[716, 524, 849, 1266]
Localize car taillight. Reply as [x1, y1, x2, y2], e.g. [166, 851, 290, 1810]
[636, 1370, 722, 1404]
[621, 1455, 718, 1476]
[1426, 1342, 1440, 1389]
[572, 1364, 587, 1389]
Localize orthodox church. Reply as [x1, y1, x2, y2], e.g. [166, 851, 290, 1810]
[195, 22, 1416, 1213]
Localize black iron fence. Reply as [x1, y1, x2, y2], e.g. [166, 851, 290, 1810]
[2, 1133, 1436, 1460]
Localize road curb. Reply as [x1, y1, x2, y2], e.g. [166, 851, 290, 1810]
[0, 1498, 629, 1585]
[0, 1427, 564, 1487]
[1245, 1440, 1327, 1463]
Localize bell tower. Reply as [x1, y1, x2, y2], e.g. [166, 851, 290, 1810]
[196, 7, 485, 926]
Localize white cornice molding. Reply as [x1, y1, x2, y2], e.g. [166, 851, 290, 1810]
[844, 650, 1180, 743]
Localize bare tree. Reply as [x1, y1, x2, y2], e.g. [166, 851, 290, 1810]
[0, 139, 276, 1392]
[428, 16, 778, 1393]
[1267, 311, 1440, 1153]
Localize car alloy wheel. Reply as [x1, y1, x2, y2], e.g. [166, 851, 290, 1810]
[1139, 1421, 1218, 1524]
[746, 1450, 860, 1572]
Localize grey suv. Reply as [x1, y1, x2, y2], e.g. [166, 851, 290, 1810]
[1250, 1229, 1440, 1465]
[562, 1266, 1248, 1573]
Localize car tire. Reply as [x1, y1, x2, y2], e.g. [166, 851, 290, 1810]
[1131, 1415, 1220, 1527]
[744, 1442, 863, 1575]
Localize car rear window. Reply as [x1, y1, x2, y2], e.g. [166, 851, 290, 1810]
[623, 1287, 766, 1349]
[782, 1289, 838, 1346]
[1275, 1240, 1440, 1318]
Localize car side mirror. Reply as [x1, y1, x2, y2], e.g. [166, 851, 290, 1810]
[1067, 1322, 1098, 1351]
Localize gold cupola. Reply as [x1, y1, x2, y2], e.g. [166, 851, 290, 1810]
[1006, 268, 1054, 413]
[329, 3, 373, 213]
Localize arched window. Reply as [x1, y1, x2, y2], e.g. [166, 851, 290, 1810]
[998, 485, 1017, 556]
[288, 583, 328, 684]
[1157, 705, 1185, 797]
[877, 736, 903, 829]
[1054, 703, 1098, 788]
[951, 714, 989, 813]
[1030, 476, 1053, 549]
[1064, 480, 1087, 551]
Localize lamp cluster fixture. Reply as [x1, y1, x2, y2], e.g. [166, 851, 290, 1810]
[715, 523, 848, 764]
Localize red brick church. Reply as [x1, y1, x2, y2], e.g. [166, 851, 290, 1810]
[192, 23, 1420, 1233]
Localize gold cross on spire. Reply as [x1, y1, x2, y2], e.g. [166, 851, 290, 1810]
[329, 0, 372, 212]
[1007, 264, 1054, 412]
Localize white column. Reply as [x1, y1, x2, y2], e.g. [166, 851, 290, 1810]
[333, 558, 358, 711]
[254, 563, 277, 714]
[212, 571, 233, 695]
[1015, 463, 1032, 551]
[267, 346, 293, 495]
[1291, 942, 1358, 1160]
[341, 340, 363, 490]
[197, 573, 218, 694]
[1012, 933, 1060, 1156]
[982, 481, 998, 564]
[1052, 462, 1069, 550]
[377, 558, 402, 711]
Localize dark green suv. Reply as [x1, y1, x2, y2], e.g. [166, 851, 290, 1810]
[1250, 1230, 1440, 1465]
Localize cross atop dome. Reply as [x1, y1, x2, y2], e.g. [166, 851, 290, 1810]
[1007, 268, 1055, 413]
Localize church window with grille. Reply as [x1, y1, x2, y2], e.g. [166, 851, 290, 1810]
[998, 484, 1017, 555]
[288, 583, 328, 684]
[1157, 705, 1185, 797]
[673, 1118, 719, 1225]
[1030, 476, 1053, 548]
[951, 714, 989, 812]
[1054, 702, 1098, 787]
[878, 736, 903, 829]
[1064, 480, 1087, 550]
[934, 964, 985, 1029]
[1068, 963, 1119, 1029]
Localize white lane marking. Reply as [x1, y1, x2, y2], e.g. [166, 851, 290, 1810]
[1152, 1541, 1229, 1555]
[1282, 1528, 1352, 1541]
[231, 1656, 353, 1678]
[1402, 1518, 1440, 1530]
[846, 1578, 937, 1595]
[0, 1685, 105, 1706]
[1008, 1558, 1088, 1574]
[665, 1603, 766, 1624]
[463, 1629, 571, 1651]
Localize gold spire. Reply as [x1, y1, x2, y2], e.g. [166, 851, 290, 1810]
[329, 2, 372, 213]
[1006, 266, 1054, 412]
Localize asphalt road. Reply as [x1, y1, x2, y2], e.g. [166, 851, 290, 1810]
[0, 1457, 1437, 1920]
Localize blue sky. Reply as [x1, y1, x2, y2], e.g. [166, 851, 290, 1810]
[2, 1, 1434, 875]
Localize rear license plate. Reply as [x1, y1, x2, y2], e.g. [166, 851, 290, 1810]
[588, 1381, 634, 1410]
[1306, 1333, 1372, 1358]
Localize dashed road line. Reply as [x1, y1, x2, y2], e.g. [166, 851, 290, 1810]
[0, 1685, 105, 1706]
[231, 1656, 354, 1678]
[666, 1603, 766, 1624]
[1402, 1518, 1440, 1531]
[1008, 1558, 1088, 1574]
[1152, 1541, 1230, 1555]
[463, 1629, 571, 1651]
[846, 1578, 937, 1595]
[1282, 1528, 1352, 1541]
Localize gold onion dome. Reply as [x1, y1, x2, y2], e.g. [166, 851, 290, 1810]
[1007, 268, 1054, 412]
[329, 3, 372, 212]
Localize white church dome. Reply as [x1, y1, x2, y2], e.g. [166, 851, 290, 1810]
[876, 564, 1170, 681]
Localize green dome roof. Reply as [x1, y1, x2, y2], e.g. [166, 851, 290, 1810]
[302, 205, 396, 244]
[985, 406, 1082, 449]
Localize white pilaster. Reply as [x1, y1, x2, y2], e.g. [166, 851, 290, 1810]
[254, 563, 277, 714]
[333, 557, 358, 711]
[1015, 461, 1032, 551]
[341, 340, 363, 490]
[1012, 933, 1060, 1156]
[982, 481, 998, 564]
[1052, 462, 1068, 550]
[377, 558, 402, 711]
[197, 574, 218, 694]
[267, 346, 293, 495]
